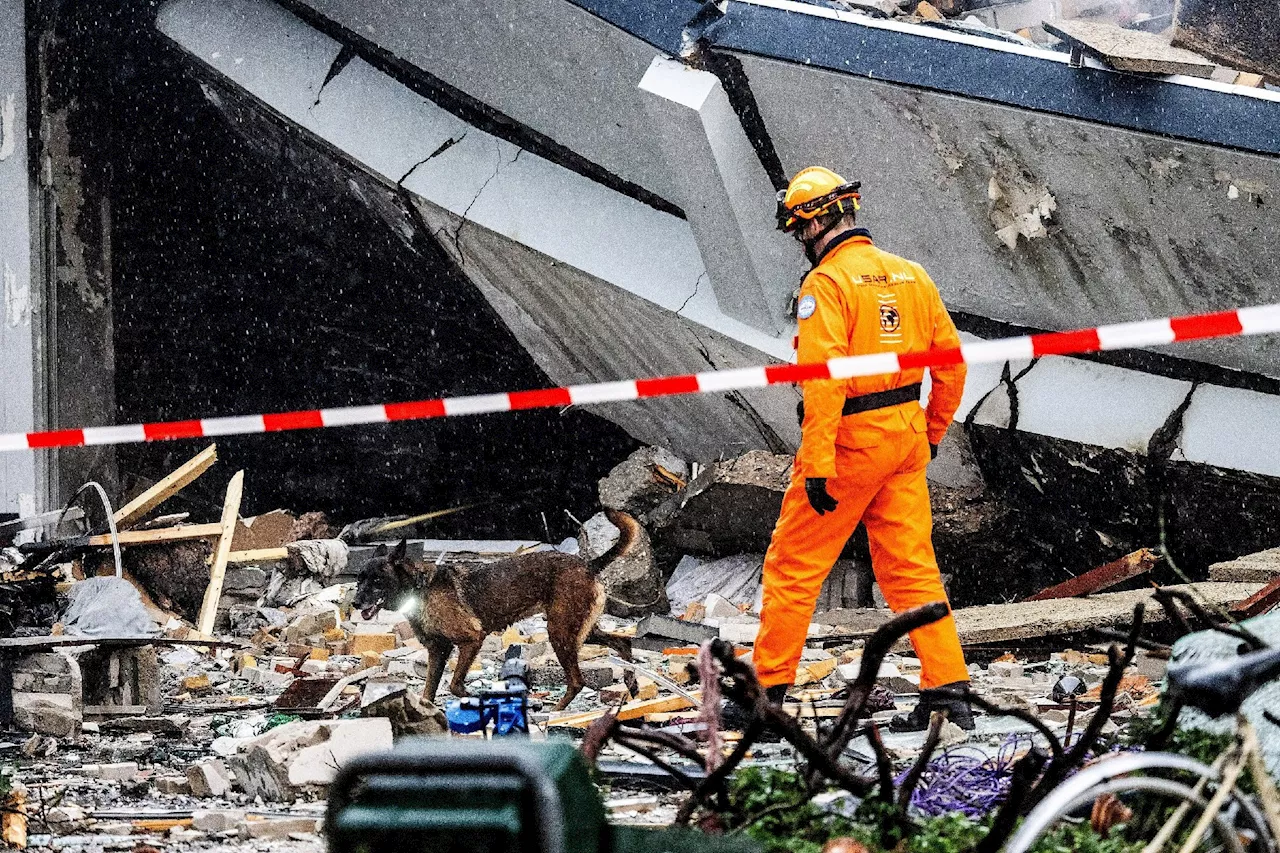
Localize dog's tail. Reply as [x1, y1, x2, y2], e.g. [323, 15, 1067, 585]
[587, 509, 640, 575]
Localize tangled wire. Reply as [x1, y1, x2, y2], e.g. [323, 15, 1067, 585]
[896, 734, 1035, 819]
[579, 598, 1204, 852]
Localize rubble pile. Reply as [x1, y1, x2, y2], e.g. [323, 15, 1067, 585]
[825, 0, 1275, 91]
[0, 441, 1274, 851]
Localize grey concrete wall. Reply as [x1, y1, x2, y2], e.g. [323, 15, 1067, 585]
[409, 195, 802, 461]
[739, 53, 1280, 378]
[0, 0, 39, 515]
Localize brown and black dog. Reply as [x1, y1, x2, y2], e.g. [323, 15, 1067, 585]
[353, 510, 637, 710]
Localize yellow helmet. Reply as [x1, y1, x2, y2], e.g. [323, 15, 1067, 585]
[776, 166, 861, 232]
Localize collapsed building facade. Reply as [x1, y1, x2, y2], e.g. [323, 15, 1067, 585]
[1, 0, 1279, 592]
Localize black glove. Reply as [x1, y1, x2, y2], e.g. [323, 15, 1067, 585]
[930, 443, 939, 460]
[805, 478, 839, 515]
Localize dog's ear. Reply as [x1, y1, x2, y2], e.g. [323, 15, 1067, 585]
[391, 539, 408, 562]
[374, 543, 389, 557]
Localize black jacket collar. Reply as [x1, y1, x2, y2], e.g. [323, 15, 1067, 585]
[817, 227, 873, 264]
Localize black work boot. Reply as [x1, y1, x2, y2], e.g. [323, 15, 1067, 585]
[888, 681, 975, 732]
[719, 684, 790, 740]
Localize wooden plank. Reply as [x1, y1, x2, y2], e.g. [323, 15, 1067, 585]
[1173, 0, 1280, 81]
[1024, 548, 1159, 601]
[197, 471, 244, 636]
[0, 635, 237, 650]
[1043, 19, 1216, 77]
[548, 692, 700, 729]
[84, 523, 223, 547]
[226, 547, 288, 564]
[793, 657, 837, 686]
[133, 819, 192, 833]
[113, 444, 217, 529]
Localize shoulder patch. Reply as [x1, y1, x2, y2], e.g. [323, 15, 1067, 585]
[797, 294, 817, 320]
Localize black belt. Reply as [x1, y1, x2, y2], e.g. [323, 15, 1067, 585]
[841, 383, 922, 415]
[797, 383, 922, 424]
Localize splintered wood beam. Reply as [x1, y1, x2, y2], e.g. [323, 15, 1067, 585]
[197, 470, 244, 636]
[83, 523, 223, 547]
[1024, 548, 1160, 601]
[548, 693, 701, 729]
[225, 547, 289, 564]
[113, 444, 218, 529]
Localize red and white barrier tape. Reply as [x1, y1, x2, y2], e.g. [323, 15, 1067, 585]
[5, 303, 1279, 453]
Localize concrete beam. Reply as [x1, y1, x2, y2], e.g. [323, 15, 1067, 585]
[288, 0, 695, 204]
[967, 348, 1280, 481]
[155, 0, 792, 362]
[638, 57, 804, 336]
[0, 0, 39, 516]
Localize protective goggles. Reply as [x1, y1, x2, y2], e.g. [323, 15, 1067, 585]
[775, 183, 862, 232]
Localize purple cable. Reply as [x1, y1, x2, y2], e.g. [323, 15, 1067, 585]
[893, 730, 1135, 819]
[893, 733, 1034, 819]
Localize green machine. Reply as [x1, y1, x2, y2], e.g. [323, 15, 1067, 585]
[324, 739, 761, 853]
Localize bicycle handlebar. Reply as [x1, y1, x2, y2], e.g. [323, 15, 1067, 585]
[1166, 644, 1280, 718]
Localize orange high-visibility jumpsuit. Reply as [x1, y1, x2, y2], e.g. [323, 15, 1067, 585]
[755, 230, 969, 690]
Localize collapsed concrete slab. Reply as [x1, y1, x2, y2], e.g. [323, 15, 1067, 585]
[1209, 547, 1280, 583]
[965, 351, 1280, 587]
[227, 717, 393, 802]
[11, 652, 82, 738]
[598, 446, 690, 523]
[948, 582, 1262, 645]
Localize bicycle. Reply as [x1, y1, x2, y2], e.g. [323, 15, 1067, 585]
[1006, 642, 1280, 853]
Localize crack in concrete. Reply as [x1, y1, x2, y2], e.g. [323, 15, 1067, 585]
[1006, 358, 1040, 432]
[1148, 381, 1199, 461]
[684, 321, 716, 368]
[676, 272, 706, 316]
[449, 147, 522, 264]
[678, 316, 791, 456]
[724, 390, 791, 456]
[1146, 382, 1201, 568]
[311, 44, 356, 109]
[397, 133, 467, 187]
[963, 354, 1042, 431]
[964, 362, 1005, 428]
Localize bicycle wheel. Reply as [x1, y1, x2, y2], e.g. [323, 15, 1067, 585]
[1006, 752, 1273, 853]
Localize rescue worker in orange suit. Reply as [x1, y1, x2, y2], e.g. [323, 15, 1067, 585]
[755, 167, 974, 731]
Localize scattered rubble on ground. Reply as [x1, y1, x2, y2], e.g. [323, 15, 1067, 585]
[0, 442, 1276, 851]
